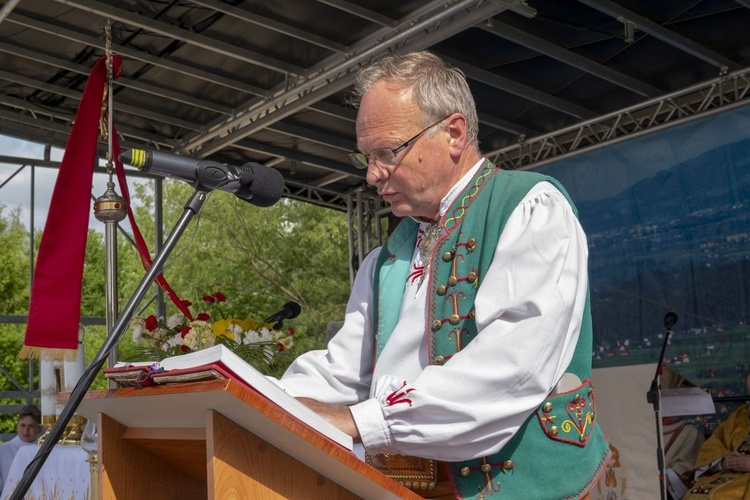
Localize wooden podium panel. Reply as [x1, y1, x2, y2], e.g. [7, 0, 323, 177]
[208, 411, 358, 499]
[99, 413, 207, 499]
[76, 379, 421, 500]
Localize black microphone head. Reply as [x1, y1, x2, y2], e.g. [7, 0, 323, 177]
[118, 149, 133, 165]
[664, 312, 678, 329]
[283, 301, 302, 320]
[236, 163, 284, 207]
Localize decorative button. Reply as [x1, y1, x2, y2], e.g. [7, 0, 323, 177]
[449, 314, 460, 325]
[466, 237, 476, 251]
[434, 355, 445, 365]
[503, 460, 515, 470]
[448, 276, 458, 286]
[480, 464, 492, 473]
[437, 285, 447, 295]
[550, 426, 559, 436]
[542, 402, 553, 413]
[432, 319, 442, 330]
[420, 482, 428, 490]
[404, 481, 411, 489]
[574, 394, 582, 403]
[467, 271, 477, 282]
[460, 467, 471, 477]
[442, 251, 453, 262]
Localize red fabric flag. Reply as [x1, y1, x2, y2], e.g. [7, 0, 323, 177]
[20, 55, 122, 360]
[21, 55, 193, 360]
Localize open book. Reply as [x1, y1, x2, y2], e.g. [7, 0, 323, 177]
[104, 345, 353, 450]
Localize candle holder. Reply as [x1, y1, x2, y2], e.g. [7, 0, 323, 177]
[81, 419, 99, 500]
[37, 414, 57, 445]
[61, 413, 85, 445]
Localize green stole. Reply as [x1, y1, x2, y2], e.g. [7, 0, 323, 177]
[373, 161, 611, 499]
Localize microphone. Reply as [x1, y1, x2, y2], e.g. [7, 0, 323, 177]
[119, 148, 284, 207]
[664, 312, 678, 329]
[264, 301, 302, 326]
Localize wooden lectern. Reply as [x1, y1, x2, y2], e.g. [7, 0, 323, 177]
[74, 379, 422, 499]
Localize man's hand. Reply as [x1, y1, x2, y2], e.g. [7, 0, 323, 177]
[722, 451, 750, 472]
[297, 397, 362, 442]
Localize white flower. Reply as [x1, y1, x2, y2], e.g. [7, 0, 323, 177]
[184, 320, 216, 351]
[130, 317, 145, 343]
[228, 323, 244, 336]
[242, 329, 262, 344]
[166, 313, 184, 329]
[166, 334, 184, 348]
[153, 327, 171, 341]
[258, 327, 273, 342]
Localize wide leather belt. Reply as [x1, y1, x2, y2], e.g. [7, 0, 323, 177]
[366, 453, 438, 492]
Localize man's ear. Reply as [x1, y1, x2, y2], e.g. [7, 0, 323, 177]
[447, 114, 468, 157]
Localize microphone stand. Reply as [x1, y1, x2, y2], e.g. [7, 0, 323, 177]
[11, 188, 211, 500]
[646, 312, 678, 500]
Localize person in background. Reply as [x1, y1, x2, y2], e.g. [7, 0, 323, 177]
[278, 50, 611, 499]
[661, 366, 708, 499]
[0, 404, 42, 490]
[664, 415, 706, 499]
[674, 372, 750, 499]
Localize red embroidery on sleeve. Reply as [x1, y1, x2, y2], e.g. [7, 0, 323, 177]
[386, 381, 416, 406]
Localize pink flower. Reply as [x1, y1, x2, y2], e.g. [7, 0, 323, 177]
[203, 295, 216, 303]
[287, 327, 295, 336]
[197, 312, 210, 321]
[213, 292, 227, 302]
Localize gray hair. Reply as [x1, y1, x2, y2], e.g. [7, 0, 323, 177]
[351, 51, 479, 149]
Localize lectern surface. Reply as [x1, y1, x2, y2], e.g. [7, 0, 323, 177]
[73, 379, 421, 499]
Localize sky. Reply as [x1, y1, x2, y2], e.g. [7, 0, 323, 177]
[0, 134, 138, 233]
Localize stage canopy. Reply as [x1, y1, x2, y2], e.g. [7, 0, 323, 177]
[0, 0, 748, 210]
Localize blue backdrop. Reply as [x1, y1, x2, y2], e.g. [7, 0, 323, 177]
[536, 104, 750, 432]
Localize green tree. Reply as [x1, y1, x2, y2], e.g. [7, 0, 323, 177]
[0, 208, 146, 432]
[0, 206, 33, 433]
[79, 228, 145, 389]
[125, 179, 352, 375]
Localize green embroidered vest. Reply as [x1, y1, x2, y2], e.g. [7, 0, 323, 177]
[373, 161, 611, 499]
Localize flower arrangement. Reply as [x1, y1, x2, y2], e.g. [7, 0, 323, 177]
[129, 291, 294, 368]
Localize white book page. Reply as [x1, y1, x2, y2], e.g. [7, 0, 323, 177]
[160, 345, 354, 450]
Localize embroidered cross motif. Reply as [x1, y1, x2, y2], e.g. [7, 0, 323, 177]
[418, 220, 442, 263]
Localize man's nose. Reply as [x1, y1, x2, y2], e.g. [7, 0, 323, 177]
[365, 161, 388, 185]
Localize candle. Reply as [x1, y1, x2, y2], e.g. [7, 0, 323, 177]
[39, 359, 56, 419]
[63, 325, 86, 392]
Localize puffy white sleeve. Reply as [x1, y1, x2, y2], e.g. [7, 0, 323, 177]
[349, 182, 590, 461]
[279, 248, 381, 404]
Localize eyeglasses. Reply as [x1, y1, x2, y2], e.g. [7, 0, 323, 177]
[348, 115, 451, 170]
